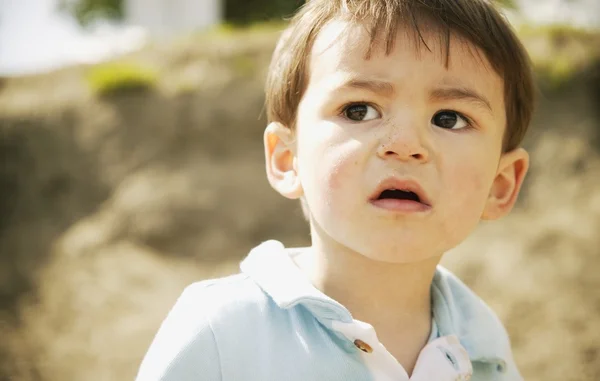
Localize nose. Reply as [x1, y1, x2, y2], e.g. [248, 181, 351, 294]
[377, 123, 431, 163]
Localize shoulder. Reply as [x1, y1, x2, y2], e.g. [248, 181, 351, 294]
[135, 274, 269, 381]
[176, 273, 276, 323]
[179, 273, 266, 310]
[432, 266, 522, 380]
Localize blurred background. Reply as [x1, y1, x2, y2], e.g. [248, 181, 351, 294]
[0, 0, 598, 380]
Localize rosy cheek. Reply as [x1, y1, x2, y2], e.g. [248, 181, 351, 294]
[325, 159, 346, 191]
[319, 149, 360, 204]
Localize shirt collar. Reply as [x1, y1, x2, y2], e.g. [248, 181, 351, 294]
[240, 240, 509, 368]
[240, 240, 353, 322]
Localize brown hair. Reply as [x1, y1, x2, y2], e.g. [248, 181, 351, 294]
[265, 0, 535, 152]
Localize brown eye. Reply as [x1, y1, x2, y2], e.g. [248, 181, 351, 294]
[343, 104, 380, 121]
[432, 111, 468, 129]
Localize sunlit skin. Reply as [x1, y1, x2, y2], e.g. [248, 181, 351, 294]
[264, 19, 528, 374]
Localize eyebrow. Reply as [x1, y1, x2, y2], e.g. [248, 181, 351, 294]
[336, 78, 396, 96]
[333, 78, 493, 113]
[429, 87, 493, 113]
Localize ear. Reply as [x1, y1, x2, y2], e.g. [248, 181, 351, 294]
[481, 148, 529, 220]
[264, 122, 303, 199]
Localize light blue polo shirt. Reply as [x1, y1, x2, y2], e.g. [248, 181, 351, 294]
[136, 240, 522, 381]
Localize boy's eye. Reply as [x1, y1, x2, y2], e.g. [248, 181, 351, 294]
[431, 110, 469, 130]
[343, 104, 380, 121]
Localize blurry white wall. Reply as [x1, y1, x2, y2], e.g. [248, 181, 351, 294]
[0, 0, 147, 76]
[124, 0, 222, 37]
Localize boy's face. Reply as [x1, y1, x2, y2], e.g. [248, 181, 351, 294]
[265, 20, 528, 263]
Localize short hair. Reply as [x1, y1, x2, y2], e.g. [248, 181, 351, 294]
[265, 0, 535, 152]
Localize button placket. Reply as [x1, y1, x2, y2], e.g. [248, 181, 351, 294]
[331, 319, 410, 381]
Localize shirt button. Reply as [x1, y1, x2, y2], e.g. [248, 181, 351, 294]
[354, 339, 373, 353]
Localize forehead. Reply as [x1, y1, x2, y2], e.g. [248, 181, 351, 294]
[307, 19, 504, 108]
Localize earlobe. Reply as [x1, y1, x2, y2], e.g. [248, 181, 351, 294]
[264, 122, 303, 199]
[481, 148, 529, 220]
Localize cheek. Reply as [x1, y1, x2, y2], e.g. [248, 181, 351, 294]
[434, 163, 491, 250]
[298, 138, 363, 207]
[441, 137, 499, 200]
[325, 152, 358, 192]
[459, 164, 489, 192]
[442, 156, 497, 225]
[452, 162, 491, 199]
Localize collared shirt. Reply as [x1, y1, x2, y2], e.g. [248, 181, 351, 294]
[136, 240, 523, 381]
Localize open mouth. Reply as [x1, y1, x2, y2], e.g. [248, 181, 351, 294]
[377, 189, 422, 203]
[369, 178, 431, 212]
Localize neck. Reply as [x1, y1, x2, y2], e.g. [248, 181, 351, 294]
[295, 223, 440, 332]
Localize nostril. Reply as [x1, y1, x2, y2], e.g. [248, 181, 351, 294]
[379, 145, 428, 161]
[385, 151, 422, 159]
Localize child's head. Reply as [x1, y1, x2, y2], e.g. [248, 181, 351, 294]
[263, 0, 534, 263]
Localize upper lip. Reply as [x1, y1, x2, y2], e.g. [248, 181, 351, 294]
[369, 177, 432, 206]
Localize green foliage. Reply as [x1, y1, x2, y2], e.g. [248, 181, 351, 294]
[62, 0, 302, 26]
[518, 22, 600, 39]
[59, 0, 123, 26]
[199, 21, 287, 39]
[231, 55, 258, 77]
[64, 0, 517, 28]
[86, 62, 158, 96]
[223, 0, 516, 25]
[518, 24, 600, 89]
[224, 0, 304, 25]
[494, 0, 517, 9]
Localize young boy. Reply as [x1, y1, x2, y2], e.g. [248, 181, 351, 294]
[136, 0, 534, 380]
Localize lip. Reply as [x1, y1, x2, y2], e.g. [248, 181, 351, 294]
[368, 177, 432, 212]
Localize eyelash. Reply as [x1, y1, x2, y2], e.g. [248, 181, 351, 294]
[339, 102, 476, 130]
[339, 101, 376, 112]
[437, 109, 475, 131]
[338, 101, 379, 119]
